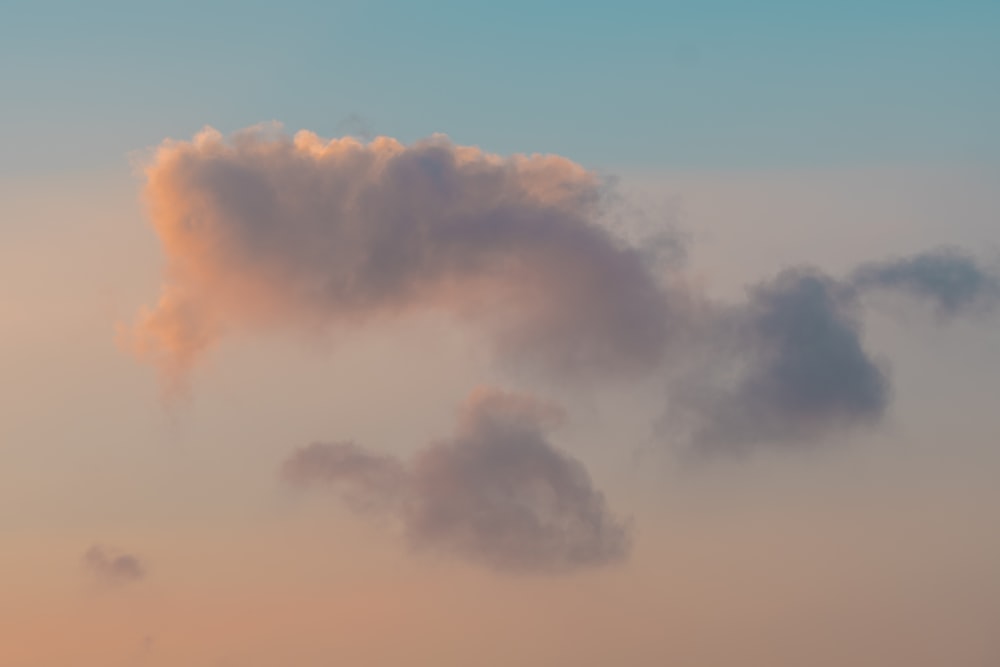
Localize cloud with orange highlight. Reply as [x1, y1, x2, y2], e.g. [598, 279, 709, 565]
[127, 124, 1000, 455]
[125, 124, 675, 395]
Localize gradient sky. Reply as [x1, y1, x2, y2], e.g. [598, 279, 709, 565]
[4, 0, 1000, 174]
[2, 2, 999, 666]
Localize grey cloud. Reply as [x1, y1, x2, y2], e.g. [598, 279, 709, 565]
[281, 389, 630, 573]
[281, 441, 406, 513]
[82, 545, 145, 586]
[663, 248, 998, 455]
[849, 247, 1000, 316]
[664, 269, 890, 454]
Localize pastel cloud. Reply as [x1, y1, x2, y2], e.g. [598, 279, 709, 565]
[282, 440, 406, 514]
[127, 124, 673, 394]
[82, 545, 145, 586]
[128, 125, 1000, 456]
[282, 389, 631, 573]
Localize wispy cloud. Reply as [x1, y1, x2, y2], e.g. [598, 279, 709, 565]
[82, 545, 145, 586]
[849, 247, 1000, 317]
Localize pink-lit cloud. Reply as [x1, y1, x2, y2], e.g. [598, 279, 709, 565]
[126, 125, 675, 395]
[127, 125, 1000, 455]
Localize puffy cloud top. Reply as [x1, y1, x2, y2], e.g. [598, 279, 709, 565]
[128, 125, 1000, 459]
[129, 125, 672, 393]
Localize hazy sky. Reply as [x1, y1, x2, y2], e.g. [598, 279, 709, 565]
[2, 3, 999, 666]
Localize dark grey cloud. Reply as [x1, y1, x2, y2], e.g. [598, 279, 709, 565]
[662, 247, 999, 455]
[281, 389, 630, 573]
[849, 247, 1000, 317]
[664, 269, 890, 454]
[82, 545, 145, 586]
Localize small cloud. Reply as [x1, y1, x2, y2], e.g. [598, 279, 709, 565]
[849, 247, 1000, 317]
[82, 545, 146, 586]
[282, 441, 407, 513]
[125, 126, 674, 398]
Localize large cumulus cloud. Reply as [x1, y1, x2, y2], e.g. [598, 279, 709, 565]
[129, 125, 1000, 457]
[281, 389, 631, 573]
[127, 125, 673, 393]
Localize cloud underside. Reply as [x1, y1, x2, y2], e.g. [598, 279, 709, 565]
[282, 389, 631, 573]
[129, 125, 999, 455]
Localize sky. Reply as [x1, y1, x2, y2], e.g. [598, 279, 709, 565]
[1, 2, 999, 666]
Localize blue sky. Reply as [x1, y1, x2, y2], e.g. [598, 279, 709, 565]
[3, 0, 998, 175]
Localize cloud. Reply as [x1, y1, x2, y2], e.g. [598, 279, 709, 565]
[849, 247, 1000, 317]
[126, 124, 998, 457]
[659, 249, 998, 455]
[281, 441, 406, 513]
[126, 125, 674, 394]
[82, 545, 145, 586]
[663, 268, 890, 454]
[282, 389, 631, 573]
